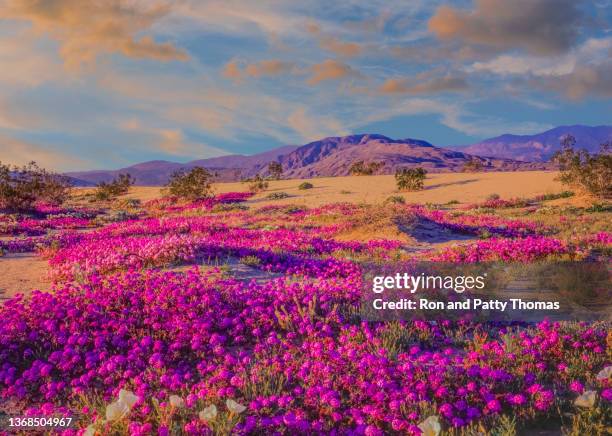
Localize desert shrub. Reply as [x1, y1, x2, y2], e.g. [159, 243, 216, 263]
[446, 200, 460, 205]
[298, 182, 314, 190]
[585, 203, 612, 213]
[110, 198, 141, 216]
[340, 190, 352, 194]
[0, 161, 71, 212]
[462, 158, 484, 172]
[384, 195, 405, 205]
[267, 161, 283, 180]
[266, 192, 290, 200]
[552, 136, 611, 199]
[212, 203, 249, 213]
[535, 191, 574, 202]
[239, 255, 261, 266]
[95, 210, 134, 224]
[487, 193, 501, 201]
[247, 175, 269, 193]
[478, 229, 493, 239]
[395, 167, 427, 191]
[164, 167, 214, 200]
[349, 160, 385, 176]
[94, 173, 134, 201]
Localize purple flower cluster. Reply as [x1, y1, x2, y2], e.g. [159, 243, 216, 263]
[0, 195, 609, 434]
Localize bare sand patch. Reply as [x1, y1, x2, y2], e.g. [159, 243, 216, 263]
[0, 254, 51, 301]
[106, 171, 565, 208]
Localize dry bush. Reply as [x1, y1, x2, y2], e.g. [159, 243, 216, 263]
[349, 160, 385, 176]
[247, 175, 269, 193]
[0, 161, 71, 211]
[267, 161, 283, 180]
[298, 182, 314, 190]
[395, 167, 427, 191]
[462, 158, 484, 172]
[164, 167, 214, 200]
[94, 173, 134, 201]
[552, 135, 611, 199]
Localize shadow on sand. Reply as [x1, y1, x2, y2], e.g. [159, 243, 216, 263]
[425, 178, 479, 190]
[397, 217, 476, 244]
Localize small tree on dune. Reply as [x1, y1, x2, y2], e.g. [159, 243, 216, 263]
[268, 161, 283, 180]
[552, 135, 611, 199]
[395, 167, 427, 191]
[164, 167, 214, 200]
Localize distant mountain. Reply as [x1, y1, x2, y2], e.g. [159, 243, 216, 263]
[66, 145, 300, 186]
[462, 125, 612, 162]
[66, 134, 542, 185]
[276, 134, 540, 179]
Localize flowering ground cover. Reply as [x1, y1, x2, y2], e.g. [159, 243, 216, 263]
[0, 193, 610, 435]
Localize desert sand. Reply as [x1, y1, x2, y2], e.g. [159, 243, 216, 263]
[111, 171, 565, 207]
[0, 253, 51, 301]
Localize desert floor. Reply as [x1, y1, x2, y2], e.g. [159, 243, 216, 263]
[104, 170, 567, 207]
[0, 171, 578, 300]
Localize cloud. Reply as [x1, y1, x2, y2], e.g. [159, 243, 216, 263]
[0, 33, 62, 87]
[391, 42, 498, 64]
[307, 60, 359, 85]
[245, 59, 294, 77]
[469, 55, 576, 76]
[1, 0, 188, 69]
[318, 36, 363, 57]
[119, 119, 229, 157]
[177, 1, 306, 38]
[306, 22, 363, 57]
[0, 134, 89, 171]
[469, 38, 612, 77]
[429, 0, 584, 55]
[362, 98, 551, 137]
[533, 61, 612, 100]
[379, 74, 469, 95]
[222, 59, 295, 82]
[222, 60, 243, 82]
[287, 107, 347, 141]
[466, 37, 612, 99]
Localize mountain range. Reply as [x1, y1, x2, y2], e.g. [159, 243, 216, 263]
[463, 125, 611, 162]
[67, 125, 611, 186]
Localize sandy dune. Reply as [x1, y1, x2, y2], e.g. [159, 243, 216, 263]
[113, 171, 565, 207]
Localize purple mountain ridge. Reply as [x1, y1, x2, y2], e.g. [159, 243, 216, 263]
[66, 125, 610, 186]
[462, 125, 612, 162]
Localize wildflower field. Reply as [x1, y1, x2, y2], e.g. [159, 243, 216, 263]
[0, 189, 610, 435]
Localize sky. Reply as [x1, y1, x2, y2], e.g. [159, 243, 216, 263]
[0, 0, 611, 171]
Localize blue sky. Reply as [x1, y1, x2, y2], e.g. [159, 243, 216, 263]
[0, 0, 611, 170]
